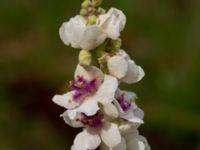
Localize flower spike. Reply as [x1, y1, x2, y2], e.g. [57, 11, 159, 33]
[53, 0, 150, 149]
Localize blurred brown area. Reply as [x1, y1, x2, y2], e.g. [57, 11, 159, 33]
[0, 0, 200, 149]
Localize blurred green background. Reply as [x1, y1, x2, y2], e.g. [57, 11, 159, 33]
[0, 0, 200, 149]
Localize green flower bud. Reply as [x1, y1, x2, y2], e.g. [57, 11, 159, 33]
[111, 39, 122, 50]
[92, 0, 102, 7]
[79, 49, 92, 66]
[97, 7, 106, 14]
[88, 15, 97, 24]
[80, 8, 88, 16]
[81, 0, 91, 9]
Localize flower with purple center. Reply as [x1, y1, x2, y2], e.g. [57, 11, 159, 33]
[52, 65, 118, 117]
[114, 90, 144, 124]
[116, 94, 132, 112]
[69, 75, 98, 101]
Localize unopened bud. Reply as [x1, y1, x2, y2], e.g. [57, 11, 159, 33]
[111, 39, 122, 50]
[97, 7, 106, 14]
[81, 0, 91, 9]
[92, 0, 102, 7]
[80, 8, 88, 16]
[79, 49, 92, 66]
[88, 15, 97, 24]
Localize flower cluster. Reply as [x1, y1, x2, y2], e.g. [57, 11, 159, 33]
[53, 0, 150, 149]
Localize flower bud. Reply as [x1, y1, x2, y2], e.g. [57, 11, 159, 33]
[97, 7, 106, 14]
[79, 49, 92, 66]
[111, 39, 122, 50]
[81, 0, 91, 9]
[80, 8, 88, 16]
[88, 15, 97, 24]
[92, 0, 102, 7]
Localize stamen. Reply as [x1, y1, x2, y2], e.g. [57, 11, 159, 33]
[81, 113, 103, 128]
[116, 94, 132, 112]
[69, 76, 98, 101]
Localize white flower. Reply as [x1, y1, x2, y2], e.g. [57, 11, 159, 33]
[101, 127, 150, 150]
[59, 15, 107, 50]
[71, 122, 122, 150]
[52, 65, 102, 109]
[107, 50, 145, 84]
[124, 129, 151, 150]
[114, 89, 144, 124]
[52, 64, 119, 117]
[97, 8, 126, 40]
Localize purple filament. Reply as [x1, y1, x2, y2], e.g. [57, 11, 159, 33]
[69, 76, 98, 101]
[116, 94, 132, 112]
[81, 113, 103, 128]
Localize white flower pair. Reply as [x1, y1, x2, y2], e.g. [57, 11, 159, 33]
[59, 8, 126, 50]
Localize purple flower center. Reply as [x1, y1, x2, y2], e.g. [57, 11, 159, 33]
[69, 76, 98, 101]
[81, 113, 103, 128]
[116, 94, 132, 112]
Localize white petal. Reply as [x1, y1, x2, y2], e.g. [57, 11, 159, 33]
[97, 8, 126, 39]
[138, 135, 151, 150]
[74, 65, 104, 81]
[123, 91, 137, 101]
[59, 24, 70, 45]
[120, 110, 144, 124]
[52, 91, 79, 109]
[107, 56, 128, 79]
[115, 90, 137, 102]
[76, 97, 99, 116]
[134, 107, 144, 120]
[119, 121, 135, 135]
[59, 15, 86, 48]
[100, 122, 121, 148]
[113, 137, 126, 150]
[117, 50, 130, 60]
[80, 25, 107, 50]
[99, 15, 120, 39]
[126, 131, 150, 150]
[74, 64, 92, 80]
[61, 110, 83, 128]
[113, 99, 124, 114]
[125, 130, 140, 150]
[122, 60, 145, 84]
[107, 8, 126, 32]
[97, 75, 118, 104]
[83, 65, 104, 81]
[100, 137, 126, 150]
[74, 129, 101, 150]
[71, 145, 78, 150]
[103, 103, 119, 118]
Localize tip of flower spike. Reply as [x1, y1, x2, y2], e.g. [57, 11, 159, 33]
[80, 0, 105, 17]
[81, 0, 92, 9]
[91, 0, 103, 7]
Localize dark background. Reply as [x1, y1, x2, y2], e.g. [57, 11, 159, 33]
[0, 0, 200, 149]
